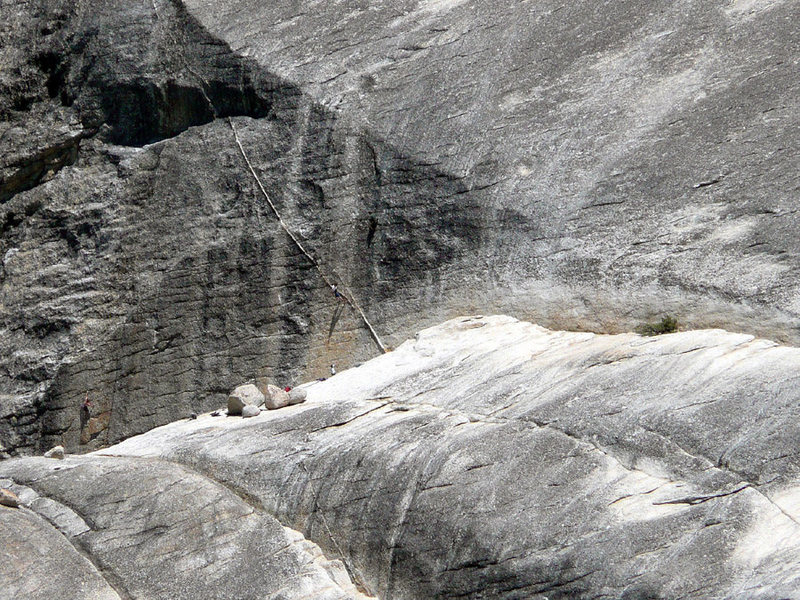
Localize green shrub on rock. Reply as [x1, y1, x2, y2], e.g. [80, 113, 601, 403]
[637, 316, 678, 336]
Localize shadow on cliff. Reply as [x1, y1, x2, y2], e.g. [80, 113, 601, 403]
[22, 0, 492, 453]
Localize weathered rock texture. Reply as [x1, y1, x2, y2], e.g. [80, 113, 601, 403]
[0, 461, 373, 600]
[4, 315, 800, 598]
[184, 0, 800, 340]
[0, 497, 121, 600]
[288, 387, 307, 405]
[43, 444, 64, 459]
[227, 383, 264, 415]
[1, 0, 799, 455]
[241, 403, 260, 418]
[263, 383, 291, 410]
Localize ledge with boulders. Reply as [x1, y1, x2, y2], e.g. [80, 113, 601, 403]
[29, 380, 312, 464]
[226, 378, 308, 417]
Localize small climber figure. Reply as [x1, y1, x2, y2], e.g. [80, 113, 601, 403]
[79, 392, 92, 432]
[331, 284, 343, 300]
[330, 363, 336, 376]
[81, 392, 92, 415]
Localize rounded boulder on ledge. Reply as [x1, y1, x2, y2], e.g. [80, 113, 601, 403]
[242, 404, 261, 418]
[288, 388, 307, 405]
[0, 488, 20, 508]
[227, 384, 265, 416]
[44, 445, 65, 459]
[263, 384, 290, 410]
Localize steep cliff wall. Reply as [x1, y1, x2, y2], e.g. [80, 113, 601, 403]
[1, 0, 798, 455]
[1, 0, 487, 454]
[185, 0, 800, 337]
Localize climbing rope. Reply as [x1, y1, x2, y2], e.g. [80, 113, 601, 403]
[227, 117, 388, 354]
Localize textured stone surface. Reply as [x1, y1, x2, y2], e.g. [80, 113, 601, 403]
[226, 383, 264, 416]
[0, 0, 401, 454]
[43, 444, 64, 459]
[288, 387, 308, 405]
[0, 487, 20, 507]
[3, 315, 799, 598]
[184, 0, 800, 342]
[241, 403, 260, 418]
[1, 0, 799, 455]
[0, 458, 373, 600]
[264, 383, 291, 410]
[0, 489, 121, 600]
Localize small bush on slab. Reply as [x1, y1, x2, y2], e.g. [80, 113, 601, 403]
[637, 315, 678, 336]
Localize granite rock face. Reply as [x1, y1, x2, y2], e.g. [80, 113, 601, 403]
[1, 500, 121, 600]
[43, 444, 64, 459]
[184, 0, 800, 340]
[0, 458, 374, 600]
[3, 315, 800, 598]
[1, 0, 799, 455]
[0, 0, 481, 454]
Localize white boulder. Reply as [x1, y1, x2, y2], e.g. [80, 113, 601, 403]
[242, 404, 261, 418]
[227, 383, 265, 416]
[263, 384, 290, 410]
[44, 445, 65, 459]
[288, 388, 307, 405]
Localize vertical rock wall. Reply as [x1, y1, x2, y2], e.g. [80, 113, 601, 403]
[0, 0, 486, 454]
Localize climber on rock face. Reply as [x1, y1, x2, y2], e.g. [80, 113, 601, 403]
[79, 392, 92, 433]
[331, 284, 343, 300]
[330, 363, 336, 376]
